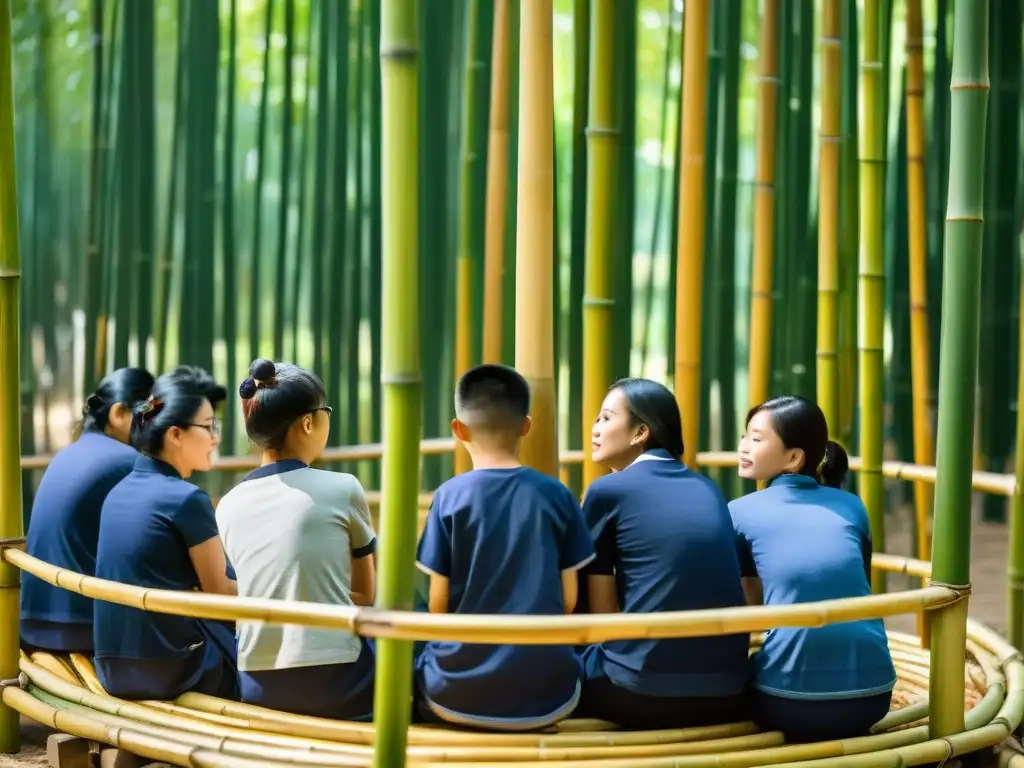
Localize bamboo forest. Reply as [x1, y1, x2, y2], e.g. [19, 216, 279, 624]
[1, 0, 1024, 766]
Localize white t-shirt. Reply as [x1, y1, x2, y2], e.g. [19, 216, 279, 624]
[216, 461, 376, 672]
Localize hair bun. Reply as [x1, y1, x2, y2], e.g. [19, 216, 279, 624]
[238, 379, 258, 399]
[249, 358, 276, 382]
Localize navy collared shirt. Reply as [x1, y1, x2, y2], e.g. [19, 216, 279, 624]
[729, 473, 896, 700]
[580, 449, 751, 697]
[415, 466, 595, 728]
[93, 455, 224, 661]
[21, 431, 139, 652]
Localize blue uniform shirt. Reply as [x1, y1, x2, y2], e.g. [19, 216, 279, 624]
[415, 466, 595, 728]
[729, 473, 896, 700]
[580, 450, 751, 697]
[21, 431, 139, 652]
[93, 455, 224, 662]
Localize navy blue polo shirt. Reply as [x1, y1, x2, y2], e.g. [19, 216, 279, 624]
[93, 456, 224, 663]
[21, 431, 140, 652]
[729, 473, 896, 700]
[415, 466, 595, 728]
[580, 450, 751, 698]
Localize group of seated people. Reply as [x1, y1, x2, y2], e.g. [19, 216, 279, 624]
[20, 359, 896, 743]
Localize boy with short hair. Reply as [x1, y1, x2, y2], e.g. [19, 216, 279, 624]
[414, 364, 595, 730]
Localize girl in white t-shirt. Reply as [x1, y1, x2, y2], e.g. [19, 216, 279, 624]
[216, 358, 377, 721]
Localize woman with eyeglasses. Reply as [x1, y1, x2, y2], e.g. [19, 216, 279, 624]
[215, 358, 377, 720]
[92, 366, 239, 701]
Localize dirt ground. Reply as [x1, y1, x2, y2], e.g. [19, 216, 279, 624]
[0, 502, 1014, 766]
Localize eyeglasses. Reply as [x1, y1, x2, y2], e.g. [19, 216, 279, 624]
[310, 406, 333, 417]
[187, 418, 222, 438]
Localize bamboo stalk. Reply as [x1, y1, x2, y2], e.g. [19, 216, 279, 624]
[580, 0, 617, 488]
[374, 0, 424, 764]
[745, 0, 779, 413]
[482, 0, 510, 364]
[1010, 251, 1024, 649]
[905, 0, 934, 562]
[0, 0, 22, 752]
[928, 0, 990, 740]
[454, 0, 488, 476]
[673, 0, 710, 467]
[857, 0, 889, 593]
[815, 0, 841, 431]
[515, 0, 557, 476]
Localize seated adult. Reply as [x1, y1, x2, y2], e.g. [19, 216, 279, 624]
[575, 377, 751, 730]
[217, 358, 377, 721]
[21, 368, 154, 654]
[731, 395, 895, 742]
[93, 366, 239, 701]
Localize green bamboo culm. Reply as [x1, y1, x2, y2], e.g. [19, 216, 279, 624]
[0, 0, 23, 753]
[857, 0, 888, 593]
[927, 0, 989, 740]
[372, 1, 423, 766]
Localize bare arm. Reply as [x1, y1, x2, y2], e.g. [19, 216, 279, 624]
[741, 576, 763, 606]
[350, 551, 376, 606]
[587, 574, 620, 613]
[428, 573, 450, 614]
[189, 537, 237, 596]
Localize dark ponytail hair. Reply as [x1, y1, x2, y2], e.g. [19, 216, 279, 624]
[74, 367, 155, 441]
[239, 358, 327, 451]
[610, 377, 686, 458]
[746, 394, 849, 488]
[130, 366, 226, 456]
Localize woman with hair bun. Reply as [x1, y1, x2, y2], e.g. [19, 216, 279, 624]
[93, 366, 239, 701]
[215, 358, 377, 721]
[731, 394, 895, 742]
[21, 367, 154, 653]
[574, 378, 750, 729]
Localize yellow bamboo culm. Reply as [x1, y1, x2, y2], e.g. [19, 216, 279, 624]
[673, 0, 711, 468]
[746, 0, 779, 414]
[858, 0, 888, 593]
[816, 0, 841, 431]
[0, 0, 23, 753]
[515, 0, 558, 477]
[905, 0, 934, 561]
[581, 0, 617, 489]
[482, 0, 510, 365]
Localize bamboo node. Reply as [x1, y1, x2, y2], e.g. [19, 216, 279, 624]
[0, 537, 25, 551]
[380, 45, 419, 61]
[929, 581, 972, 603]
[584, 127, 621, 138]
[0, 268, 21, 278]
[380, 373, 423, 385]
[582, 296, 615, 308]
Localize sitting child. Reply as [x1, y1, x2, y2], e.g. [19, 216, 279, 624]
[414, 364, 595, 731]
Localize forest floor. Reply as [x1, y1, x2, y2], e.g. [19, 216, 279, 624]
[0, 500, 1013, 766]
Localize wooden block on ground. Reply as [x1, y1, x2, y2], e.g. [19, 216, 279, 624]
[46, 733, 91, 768]
[99, 747, 148, 768]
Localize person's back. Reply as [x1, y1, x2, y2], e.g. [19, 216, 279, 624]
[215, 359, 377, 721]
[21, 368, 153, 654]
[218, 464, 373, 668]
[582, 455, 750, 696]
[730, 476, 894, 698]
[22, 433, 137, 651]
[731, 394, 894, 743]
[414, 363, 594, 730]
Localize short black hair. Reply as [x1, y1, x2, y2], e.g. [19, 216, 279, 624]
[75, 367, 155, 440]
[454, 364, 530, 433]
[611, 377, 685, 458]
[239, 358, 327, 451]
[747, 394, 849, 488]
[130, 366, 227, 456]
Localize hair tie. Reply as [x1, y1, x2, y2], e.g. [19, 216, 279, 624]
[136, 396, 164, 423]
[815, 445, 829, 480]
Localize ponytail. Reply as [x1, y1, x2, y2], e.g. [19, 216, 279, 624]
[818, 440, 850, 489]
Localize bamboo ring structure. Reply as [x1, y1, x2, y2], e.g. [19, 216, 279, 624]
[2, 549, 1023, 766]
